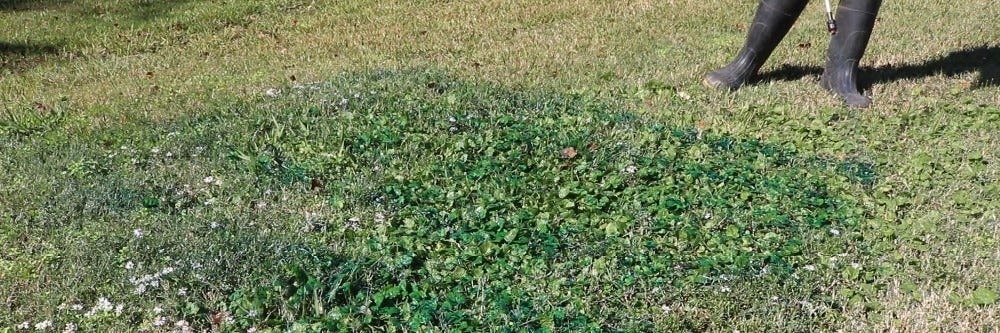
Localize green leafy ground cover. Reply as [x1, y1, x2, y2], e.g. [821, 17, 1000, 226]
[2, 71, 888, 331]
[2, 0, 999, 331]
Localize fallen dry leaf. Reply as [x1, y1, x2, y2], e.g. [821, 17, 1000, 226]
[561, 147, 578, 159]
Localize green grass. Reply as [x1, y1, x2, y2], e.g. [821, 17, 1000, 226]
[2, 70, 882, 331]
[2, 0, 999, 332]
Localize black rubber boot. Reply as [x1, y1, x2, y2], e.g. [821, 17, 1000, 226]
[820, 0, 882, 108]
[704, 0, 809, 90]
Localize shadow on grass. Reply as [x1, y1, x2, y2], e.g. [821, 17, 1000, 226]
[754, 64, 823, 84]
[0, 0, 66, 11]
[0, 42, 59, 55]
[755, 44, 1000, 89]
[865, 44, 1000, 89]
[130, 0, 196, 21]
[1, 0, 196, 22]
[1, 0, 199, 72]
[0, 41, 62, 73]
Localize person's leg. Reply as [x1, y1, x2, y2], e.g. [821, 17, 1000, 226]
[704, 0, 810, 90]
[820, 0, 882, 108]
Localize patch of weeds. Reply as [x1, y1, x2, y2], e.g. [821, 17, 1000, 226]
[0, 100, 69, 141]
[228, 145, 310, 186]
[0, 70, 882, 331]
[212, 70, 879, 331]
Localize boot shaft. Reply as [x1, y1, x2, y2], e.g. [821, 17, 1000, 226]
[741, 0, 810, 64]
[828, 0, 883, 61]
[821, 0, 883, 108]
[704, 0, 810, 89]
[748, 0, 810, 35]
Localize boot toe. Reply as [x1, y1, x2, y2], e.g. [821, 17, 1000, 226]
[703, 71, 742, 91]
[842, 93, 872, 108]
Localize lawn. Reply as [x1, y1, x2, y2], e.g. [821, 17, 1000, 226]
[1, 0, 998, 332]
